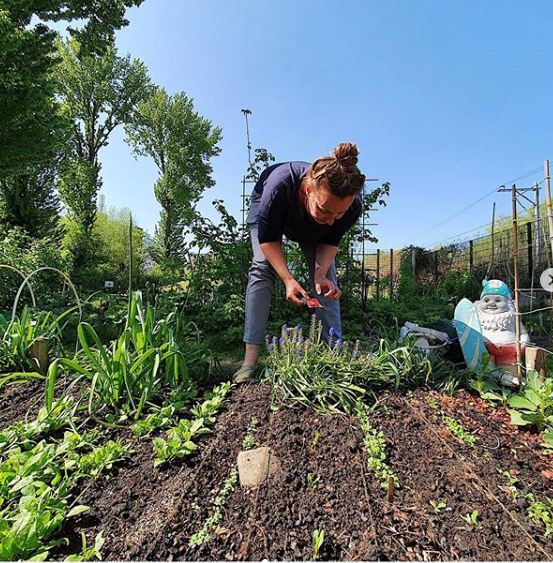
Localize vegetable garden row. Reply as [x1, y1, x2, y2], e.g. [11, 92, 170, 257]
[1, 294, 553, 560]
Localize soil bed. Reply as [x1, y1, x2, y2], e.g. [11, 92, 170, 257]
[3, 379, 553, 561]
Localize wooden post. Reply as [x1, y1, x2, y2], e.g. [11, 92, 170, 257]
[389, 249, 394, 300]
[29, 338, 50, 373]
[469, 240, 474, 274]
[491, 202, 496, 272]
[525, 346, 547, 380]
[387, 476, 394, 503]
[545, 160, 553, 264]
[511, 184, 523, 379]
[526, 221, 533, 285]
[376, 249, 381, 300]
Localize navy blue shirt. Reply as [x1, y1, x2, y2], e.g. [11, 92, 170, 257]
[252, 161, 362, 246]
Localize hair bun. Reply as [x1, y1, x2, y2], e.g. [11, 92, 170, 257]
[334, 142, 359, 167]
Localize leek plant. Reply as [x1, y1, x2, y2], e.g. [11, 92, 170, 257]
[46, 291, 211, 418]
[0, 307, 68, 375]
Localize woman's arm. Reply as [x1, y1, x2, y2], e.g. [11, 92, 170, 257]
[314, 243, 341, 300]
[260, 241, 310, 305]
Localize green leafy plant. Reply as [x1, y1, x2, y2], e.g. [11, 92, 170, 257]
[356, 403, 399, 489]
[0, 417, 128, 560]
[507, 371, 553, 432]
[426, 397, 476, 446]
[310, 430, 321, 452]
[46, 291, 204, 417]
[264, 316, 434, 415]
[241, 417, 260, 450]
[429, 499, 448, 512]
[153, 383, 230, 466]
[188, 466, 239, 548]
[311, 529, 325, 561]
[526, 493, 553, 537]
[306, 472, 320, 490]
[65, 531, 105, 561]
[442, 415, 476, 447]
[461, 509, 481, 528]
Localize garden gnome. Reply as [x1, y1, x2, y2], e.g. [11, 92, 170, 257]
[474, 280, 530, 372]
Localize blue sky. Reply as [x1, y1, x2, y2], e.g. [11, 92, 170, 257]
[96, 0, 552, 250]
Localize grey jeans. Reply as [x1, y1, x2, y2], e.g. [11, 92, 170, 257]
[244, 195, 342, 345]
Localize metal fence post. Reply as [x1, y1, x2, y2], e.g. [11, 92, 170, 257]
[376, 249, 381, 300]
[527, 221, 533, 284]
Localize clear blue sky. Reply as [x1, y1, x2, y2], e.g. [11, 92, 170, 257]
[96, 0, 552, 250]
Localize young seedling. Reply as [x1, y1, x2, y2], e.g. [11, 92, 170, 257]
[189, 467, 239, 547]
[500, 470, 519, 499]
[429, 499, 448, 512]
[526, 493, 553, 537]
[306, 472, 320, 489]
[312, 529, 325, 561]
[242, 417, 260, 450]
[426, 396, 477, 446]
[462, 510, 481, 529]
[310, 430, 321, 452]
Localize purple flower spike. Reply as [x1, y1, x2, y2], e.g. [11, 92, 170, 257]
[336, 338, 343, 351]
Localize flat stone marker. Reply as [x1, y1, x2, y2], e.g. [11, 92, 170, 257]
[237, 446, 280, 488]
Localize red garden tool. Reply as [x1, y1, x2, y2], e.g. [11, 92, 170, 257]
[302, 296, 324, 308]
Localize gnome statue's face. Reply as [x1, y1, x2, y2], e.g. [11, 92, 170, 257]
[476, 294, 511, 316]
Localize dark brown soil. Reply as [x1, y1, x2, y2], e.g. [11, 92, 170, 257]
[4, 378, 553, 561]
[0, 378, 43, 428]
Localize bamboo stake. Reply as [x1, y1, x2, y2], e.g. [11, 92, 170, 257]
[387, 475, 394, 503]
[511, 184, 523, 379]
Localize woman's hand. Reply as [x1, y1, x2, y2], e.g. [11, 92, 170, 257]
[284, 278, 310, 306]
[314, 275, 342, 301]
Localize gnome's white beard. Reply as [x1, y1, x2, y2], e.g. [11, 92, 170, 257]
[477, 302, 530, 344]
[478, 309, 515, 332]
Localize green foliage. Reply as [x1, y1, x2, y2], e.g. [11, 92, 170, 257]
[0, 162, 62, 239]
[0, 307, 67, 373]
[188, 466, 239, 548]
[241, 416, 260, 450]
[0, 404, 128, 560]
[507, 371, 553, 432]
[526, 493, 553, 537]
[130, 405, 178, 438]
[0, 0, 143, 179]
[125, 87, 222, 266]
[442, 415, 476, 446]
[356, 403, 399, 489]
[426, 396, 476, 446]
[461, 510, 481, 528]
[46, 291, 211, 416]
[153, 382, 231, 466]
[429, 499, 448, 512]
[264, 317, 435, 415]
[311, 529, 325, 561]
[0, 227, 71, 310]
[0, 9, 66, 178]
[56, 37, 151, 268]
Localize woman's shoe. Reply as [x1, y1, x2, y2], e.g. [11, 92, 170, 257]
[232, 364, 256, 383]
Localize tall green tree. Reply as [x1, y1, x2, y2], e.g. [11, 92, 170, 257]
[0, 162, 62, 239]
[0, 0, 143, 178]
[125, 88, 222, 266]
[56, 38, 151, 266]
